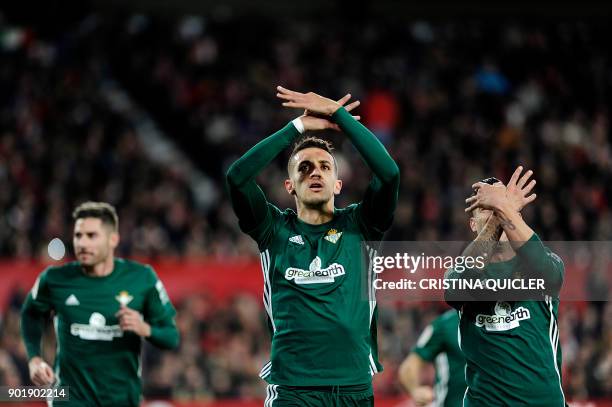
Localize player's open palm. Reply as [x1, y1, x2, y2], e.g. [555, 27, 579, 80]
[277, 86, 344, 116]
[505, 166, 536, 212]
[277, 86, 360, 121]
[282, 90, 361, 132]
[29, 356, 55, 386]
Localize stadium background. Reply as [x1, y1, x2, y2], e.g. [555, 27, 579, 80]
[0, 0, 611, 405]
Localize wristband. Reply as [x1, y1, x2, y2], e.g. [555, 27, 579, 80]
[291, 118, 305, 134]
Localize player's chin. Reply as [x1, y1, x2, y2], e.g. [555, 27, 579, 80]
[303, 194, 331, 206]
[77, 256, 96, 266]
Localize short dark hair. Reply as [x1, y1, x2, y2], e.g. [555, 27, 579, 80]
[73, 202, 119, 231]
[287, 136, 337, 174]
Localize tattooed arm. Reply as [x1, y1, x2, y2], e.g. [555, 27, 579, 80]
[461, 213, 504, 266]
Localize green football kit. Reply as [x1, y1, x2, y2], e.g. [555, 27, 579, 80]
[445, 234, 566, 406]
[412, 309, 466, 407]
[21, 258, 179, 406]
[227, 107, 399, 405]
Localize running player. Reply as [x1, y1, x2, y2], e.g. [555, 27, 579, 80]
[21, 202, 179, 406]
[399, 309, 466, 407]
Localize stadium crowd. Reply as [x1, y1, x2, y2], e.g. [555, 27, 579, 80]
[0, 8, 611, 402]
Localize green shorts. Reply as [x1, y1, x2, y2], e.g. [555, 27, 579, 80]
[264, 383, 373, 407]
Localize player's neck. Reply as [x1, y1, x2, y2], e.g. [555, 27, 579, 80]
[490, 240, 516, 263]
[82, 256, 115, 277]
[296, 200, 334, 225]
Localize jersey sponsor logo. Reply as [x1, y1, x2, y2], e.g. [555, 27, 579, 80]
[285, 256, 346, 284]
[324, 229, 343, 244]
[65, 294, 80, 306]
[289, 235, 304, 245]
[475, 301, 531, 331]
[70, 312, 123, 341]
[115, 290, 133, 306]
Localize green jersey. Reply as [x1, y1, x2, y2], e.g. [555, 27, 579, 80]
[227, 107, 400, 386]
[446, 234, 565, 407]
[21, 259, 179, 406]
[252, 203, 383, 385]
[412, 310, 466, 407]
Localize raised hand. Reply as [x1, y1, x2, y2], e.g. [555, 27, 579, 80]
[279, 87, 361, 131]
[465, 181, 508, 213]
[277, 86, 352, 116]
[505, 166, 537, 212]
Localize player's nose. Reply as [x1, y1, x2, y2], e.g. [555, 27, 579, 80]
[310, 167, 322, 177]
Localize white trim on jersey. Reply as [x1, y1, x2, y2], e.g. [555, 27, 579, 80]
[546, 296, 566, 406]
[457, 310, 462, 350]
[48, 316, 61, 407]
[260, 250, 276, 332]
[259, 361, 272, 379]
[416, 325, 434, 348]
[369, 352, 378, 375]
[365, 244, 379, 375]
[264, 384, 279, 406]
[433, 353, 449, 407]
[459, 311, 468, 407]
[32, 276, 41, 300]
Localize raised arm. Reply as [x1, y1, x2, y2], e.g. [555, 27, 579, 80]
[466, 167, 563, 293]
[276, 86, 400, 235]
[229, 91, 362, 241]
[332, 107, 400, 234]
[226, 123, 300, 237]
[444, 214, 503, 309]
[446, 167, 540, 308]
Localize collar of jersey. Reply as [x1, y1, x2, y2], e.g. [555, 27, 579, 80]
[80, 258, 122, 279]
[294, 209, 338, 234]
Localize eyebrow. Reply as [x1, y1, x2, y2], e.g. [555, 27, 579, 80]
[298, 159, 332, 166]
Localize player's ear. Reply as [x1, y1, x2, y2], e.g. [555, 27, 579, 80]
[109, 231, 120, 249]
[333, 179, 342, 195]
[284, 179, 296, 195]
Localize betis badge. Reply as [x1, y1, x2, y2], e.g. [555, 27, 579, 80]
[324, 229, 342, 244]
[115, 291, 134, 306]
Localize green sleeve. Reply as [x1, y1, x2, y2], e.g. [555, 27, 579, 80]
[515, 233, 564, 296]
[144, 268, 179, 350]
[331, 107, 399, 237]
[412, 319, 444, 362]
[20, 270, 53, 359]
[226, 123, 301, 244]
